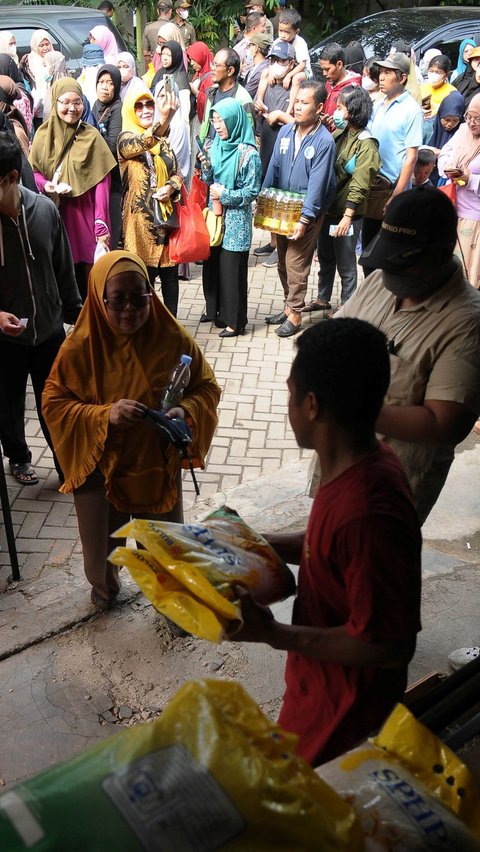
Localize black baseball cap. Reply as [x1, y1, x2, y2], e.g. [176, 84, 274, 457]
[360, 186, 458, 271]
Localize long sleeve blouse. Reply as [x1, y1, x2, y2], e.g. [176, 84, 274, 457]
[202, 143, 262, 251]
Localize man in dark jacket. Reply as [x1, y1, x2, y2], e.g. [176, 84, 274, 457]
[0, 130, 82, 485]
[263, 79, 335, 337]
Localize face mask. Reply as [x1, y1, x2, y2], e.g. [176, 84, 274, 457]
[427, 71, 443, 85]
[271, 62, 288, 79]
[44, 73, 53, 83]
[178, 9, 189, 18]
[332, 109, 347, 130]
[362, 75, 376, 92]
[382, 269, 439, 300]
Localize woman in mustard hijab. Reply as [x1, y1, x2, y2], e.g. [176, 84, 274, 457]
[118, 85, 182, 317]
[30, 77, 116, 299]
[42, 250, 220, 611]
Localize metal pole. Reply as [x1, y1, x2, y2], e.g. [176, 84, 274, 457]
[0, 463, 20, 582]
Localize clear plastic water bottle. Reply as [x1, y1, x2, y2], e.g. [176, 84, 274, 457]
[160, 354, 192, 412]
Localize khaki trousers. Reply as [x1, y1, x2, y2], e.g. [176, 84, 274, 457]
[276, 217, 324, 315]
[74, 469, 183, 603]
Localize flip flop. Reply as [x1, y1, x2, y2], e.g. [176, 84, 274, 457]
[9, 462, 39, 485]
[302, 299, 332, 313]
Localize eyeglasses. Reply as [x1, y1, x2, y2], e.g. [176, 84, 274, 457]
[464, 112, 480, 125]
[211, 62, 227, 69]
[57, 99, 83, 109]
[104, 293, 152, 311]
[134, 99, 155, 111]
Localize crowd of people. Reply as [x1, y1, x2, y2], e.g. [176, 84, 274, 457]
[1, 4, 480, 766]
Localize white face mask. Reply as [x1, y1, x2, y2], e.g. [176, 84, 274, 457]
[271, 62, 288, 79]
[178, 9, 189, 19]
[362, 75, 376, 92]
[119, 66, 132, 82]
[427, 71, 443, 85]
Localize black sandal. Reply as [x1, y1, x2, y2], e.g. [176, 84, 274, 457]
[9, 462, 39, 485]
[302, 299, 332, 313]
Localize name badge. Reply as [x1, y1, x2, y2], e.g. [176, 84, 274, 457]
[304, 145, 315, 160]
[280, 137, 290, 154]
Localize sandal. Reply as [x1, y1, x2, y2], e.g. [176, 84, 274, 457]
[303, 299, 332, 313]
[9, 462, 39, 486]
[90, 589, 117, 612]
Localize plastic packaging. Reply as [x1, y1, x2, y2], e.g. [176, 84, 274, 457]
[160, 353, 192, 412]
[317, 703, 480, 851]
[254, 188, 305, 236]
[0, 680, 363, 851]
[109, 506, 296, 642]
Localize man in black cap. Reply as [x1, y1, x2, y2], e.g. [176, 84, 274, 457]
[173, 0, 196, 48]
[336, 186, 480, 524]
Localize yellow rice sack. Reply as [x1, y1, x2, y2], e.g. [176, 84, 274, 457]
[109, 506, 296, 642]
[0, 680, 363, 851]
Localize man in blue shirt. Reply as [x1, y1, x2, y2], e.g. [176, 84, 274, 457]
[362, 53, 423, 274]
[263, 79, 336, 337]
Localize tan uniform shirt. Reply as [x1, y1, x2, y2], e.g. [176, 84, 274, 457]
[176, 19, 196, 48]
[337, 262, 480, 521]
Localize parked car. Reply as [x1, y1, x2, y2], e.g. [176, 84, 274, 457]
[0, 4, 126, 76]
[310, 7, 480, 73]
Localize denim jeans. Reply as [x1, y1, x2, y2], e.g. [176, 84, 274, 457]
[316, 216, 358, 304]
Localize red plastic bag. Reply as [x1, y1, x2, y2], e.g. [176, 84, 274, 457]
[439, 181, 457, 205]
[169, 187, 210, 264]
[189, 172, 208, 209]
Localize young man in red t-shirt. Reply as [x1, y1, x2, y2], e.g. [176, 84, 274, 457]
[230, 318, 422, 766]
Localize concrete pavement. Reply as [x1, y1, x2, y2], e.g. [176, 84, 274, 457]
[1, 235, 480, 786]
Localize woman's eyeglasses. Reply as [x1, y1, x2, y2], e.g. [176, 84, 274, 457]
[134, 100, 155, 111]
[57, 99, 83, 109]
[104, 293, 152, 311]
[464, 112, 480, 125]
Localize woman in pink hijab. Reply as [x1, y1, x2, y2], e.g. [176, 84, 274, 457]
[89, 25, 118, 64]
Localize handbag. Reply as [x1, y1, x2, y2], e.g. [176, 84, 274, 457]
[145, 408, 199, 495]
[365, 174, 394, 220]
[169, 187, 211, 264]
[152, 195, 179, 231]
[439, 181, 457, 206]
[202, 208, 224, 247]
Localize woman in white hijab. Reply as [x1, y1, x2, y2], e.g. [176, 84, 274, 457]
[117, 52, 144, 102]
[0, 31, 18, 64]
[27, 29, 53, 122]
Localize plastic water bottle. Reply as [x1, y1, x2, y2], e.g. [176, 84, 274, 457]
[160, 354, 192, 411]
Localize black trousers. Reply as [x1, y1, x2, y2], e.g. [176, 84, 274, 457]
[361, 217, 383, 278]
[147, 264, 179, 317]
[0, 331, 65, 474]
[202, 246, 249, 330]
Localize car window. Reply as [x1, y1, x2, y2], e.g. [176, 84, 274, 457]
[58, 16, 124, 50]
[2, 27, 59, 60]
